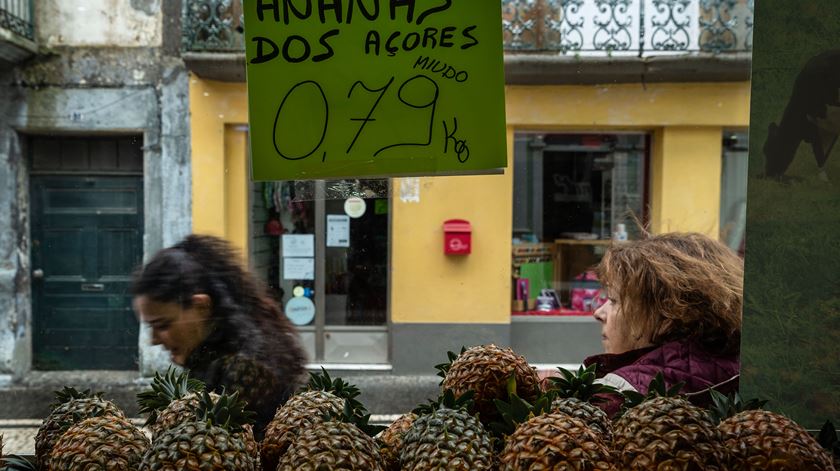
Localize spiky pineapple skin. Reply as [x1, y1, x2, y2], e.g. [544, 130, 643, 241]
[47, 415, 149, 470]
[260, 390, 344, 471]
[613, 396, 728, 470]
[500, 411, 614, 470]
[377, 412, 417, 471]
[400, 408, 495, 471]
[550, 396, 614, 443]
[139, 420, 254, 471]
[35, 397, 125, 470]
[719, 410, 836, 471]
[148, 392, 217, 441]
[149, 392, 260, 467]
[277, 421, 385, 471]
[442, 344, 541, 425]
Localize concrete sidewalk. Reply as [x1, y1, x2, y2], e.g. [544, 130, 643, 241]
[0, 371, 442, 455]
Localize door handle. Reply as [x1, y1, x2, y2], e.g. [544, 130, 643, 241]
[33, 269, 44, 279]
[81, 283, 105, 292]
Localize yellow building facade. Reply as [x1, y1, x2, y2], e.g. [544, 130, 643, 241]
[190, 76, 750, 372]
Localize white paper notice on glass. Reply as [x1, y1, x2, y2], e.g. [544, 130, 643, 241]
[326, 215, 350, 247]
[282, 234, 314, 258]
[283, 257, 314, 280]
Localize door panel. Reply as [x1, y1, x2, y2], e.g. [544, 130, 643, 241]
[31, 176, 143, 370]
[267, 179, 389, 363]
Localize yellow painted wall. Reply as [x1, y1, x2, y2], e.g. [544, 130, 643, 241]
[224, 126, 249, 252]
[650, 127, 723, 235]
[506, 82, 751, 128]
[393, 82, 750, 324]
[506, 82, 749, 240]
[189, 78, 751, 324]
[390, 129, 515, 325]
[189, 76, 250, 255]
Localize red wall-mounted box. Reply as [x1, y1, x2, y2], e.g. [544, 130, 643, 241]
[443, 219, 471, 255]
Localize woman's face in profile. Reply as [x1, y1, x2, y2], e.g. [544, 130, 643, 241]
[593, 289, 646, 354]
[134, 294, 211, 365]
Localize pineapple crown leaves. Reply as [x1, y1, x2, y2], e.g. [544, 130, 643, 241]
[706, 389, 768, 425]
[322, 399, 387, 437]
[306, 367, 361, 399]
[189, 389, 255, 433]
[433, 346, 467, 385]
[305, 367, 366, 412]
[817, 420, 840, 460]
[488, 376, 554, 438]
[50, 386, 103, 410]
[411, 388, 476, 416]
[620, 372, 684, 413]
[66, 406, 108, 425]
[137, 367, 206, 426]
[1, 454, 38, 471]
[545, 364, 618, 404]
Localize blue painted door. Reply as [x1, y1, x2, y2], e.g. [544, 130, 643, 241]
[30, 175, 143, 370]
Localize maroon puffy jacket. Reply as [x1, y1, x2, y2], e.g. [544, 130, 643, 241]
[583, 339, 740, 418]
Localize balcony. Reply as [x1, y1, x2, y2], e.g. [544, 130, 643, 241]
[181, 0, 752, 83]
[0, 0, 37, 65]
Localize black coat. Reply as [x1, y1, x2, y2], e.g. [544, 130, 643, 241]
[185, 305, 307, 439]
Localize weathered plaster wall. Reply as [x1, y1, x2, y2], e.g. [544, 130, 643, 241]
[0, 46, 190, 378]
[0, 78, 31, 381]
[37, 0, 162, 48]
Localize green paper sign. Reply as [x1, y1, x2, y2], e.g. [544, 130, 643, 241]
[244, 0, 507, 181]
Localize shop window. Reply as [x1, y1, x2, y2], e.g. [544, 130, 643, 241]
[511, 133, 648, 315]
[720, 131, 749, 255]
[251, 179, 389, 364]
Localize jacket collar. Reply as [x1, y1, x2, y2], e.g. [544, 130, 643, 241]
[584, 344, 658, 377]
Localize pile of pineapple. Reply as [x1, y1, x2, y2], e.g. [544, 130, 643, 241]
[1, 343, 839, 470]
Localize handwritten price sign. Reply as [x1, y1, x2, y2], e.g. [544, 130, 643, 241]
[244, 0, 507, 180]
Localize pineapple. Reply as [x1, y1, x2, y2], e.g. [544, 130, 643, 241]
[440, 344, 541, 425]
[400, 407, 494, 470]
[612, 374, 728, 470]
[500, 411, 613, 470]
[137, 367, 205, 440]
[261, 368, 363, 471]
[137, 368, 259, 465]
[544, 364, 617, 443]
[376, 412, 417, 471]
[35, 387, 126, 470]
[47, 414, 150, 470]
[711, 391, 836, 471]
[276, 402, 386, 470]
[139, 389, 256, 471]
[491, 379, 614, 470]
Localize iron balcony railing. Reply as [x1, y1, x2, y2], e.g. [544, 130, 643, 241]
[182, 0, 244, 53]
[503, 0, 753, 54]
[182, 0, 753, 56]
[0, 0, 34, 42]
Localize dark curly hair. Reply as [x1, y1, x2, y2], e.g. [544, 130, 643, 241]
[131, 234, 306, 361]
[132, 234, 276, 315]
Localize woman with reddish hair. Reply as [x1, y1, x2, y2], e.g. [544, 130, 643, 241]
[587, 232, 743, 417]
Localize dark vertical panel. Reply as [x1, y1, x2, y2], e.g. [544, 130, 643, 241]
[89, 139, 119, 170]
[60, 138, 88, 170]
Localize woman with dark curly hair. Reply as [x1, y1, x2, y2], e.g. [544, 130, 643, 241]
[131, 234, 308, 438]
[586, 232, 743, 417]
